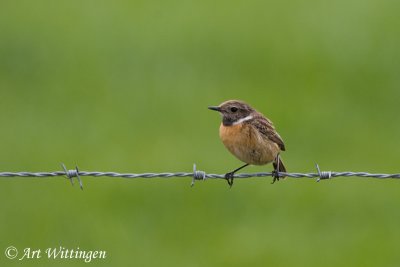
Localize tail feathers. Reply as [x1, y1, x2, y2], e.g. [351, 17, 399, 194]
[273, 155, 286, 178]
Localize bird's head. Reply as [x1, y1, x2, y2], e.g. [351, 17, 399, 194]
[208, 100, 255, 126]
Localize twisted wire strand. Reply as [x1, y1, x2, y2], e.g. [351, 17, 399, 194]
[1, 164, 400, 184]
[1, 172, 399, 179]
[1, 163, 400, 191]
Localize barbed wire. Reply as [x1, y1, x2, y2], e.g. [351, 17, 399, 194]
[0, 163, 399, 190]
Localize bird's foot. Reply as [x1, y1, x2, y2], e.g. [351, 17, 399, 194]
[271, 170, 280, 184]
[224, 172, 235, 188]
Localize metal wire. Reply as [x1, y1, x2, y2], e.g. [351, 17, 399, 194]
[1, 163, 400, 189]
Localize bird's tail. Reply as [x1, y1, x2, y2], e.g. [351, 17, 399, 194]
[273, 155, 286, 179]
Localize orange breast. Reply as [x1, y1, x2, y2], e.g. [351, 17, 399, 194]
[219, 123, 280, 165]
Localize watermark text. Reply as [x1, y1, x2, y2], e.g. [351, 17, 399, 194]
[5, 246, 106, 263]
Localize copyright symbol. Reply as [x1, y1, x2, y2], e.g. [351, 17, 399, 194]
[5, 246, 18, 259]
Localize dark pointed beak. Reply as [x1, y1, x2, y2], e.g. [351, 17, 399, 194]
[208, 106, 221, 112]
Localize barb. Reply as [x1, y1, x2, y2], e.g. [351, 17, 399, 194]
[1, 164, 400, 189]
[61, 163, 83, 190]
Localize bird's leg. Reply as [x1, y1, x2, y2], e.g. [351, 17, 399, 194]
[225, 163, 249, 188]
[272, 154, 281, 184]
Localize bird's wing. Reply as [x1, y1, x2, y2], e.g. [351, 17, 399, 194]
[251, 114, 286, 151]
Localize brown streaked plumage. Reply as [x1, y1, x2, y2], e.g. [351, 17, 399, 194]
[208, 100, 286, 187]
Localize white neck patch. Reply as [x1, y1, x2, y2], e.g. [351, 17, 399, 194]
[232, 115, 253, 126]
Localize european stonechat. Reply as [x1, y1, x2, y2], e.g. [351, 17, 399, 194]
[209, 100, 286, 187]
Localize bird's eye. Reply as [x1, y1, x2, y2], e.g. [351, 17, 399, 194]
[230, 107, 238, 112]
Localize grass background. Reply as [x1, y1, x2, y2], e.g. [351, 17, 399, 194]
[1, 0, 400, 266]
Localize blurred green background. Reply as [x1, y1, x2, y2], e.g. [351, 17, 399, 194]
[1, 0, 400, 266]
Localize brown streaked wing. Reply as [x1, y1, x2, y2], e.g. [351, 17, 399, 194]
[250, 114, 286, 151]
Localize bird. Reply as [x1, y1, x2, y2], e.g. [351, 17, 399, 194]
[208, 100, 286, 187]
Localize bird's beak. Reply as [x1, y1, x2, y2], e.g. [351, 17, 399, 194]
[208, 106, 221, 112]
